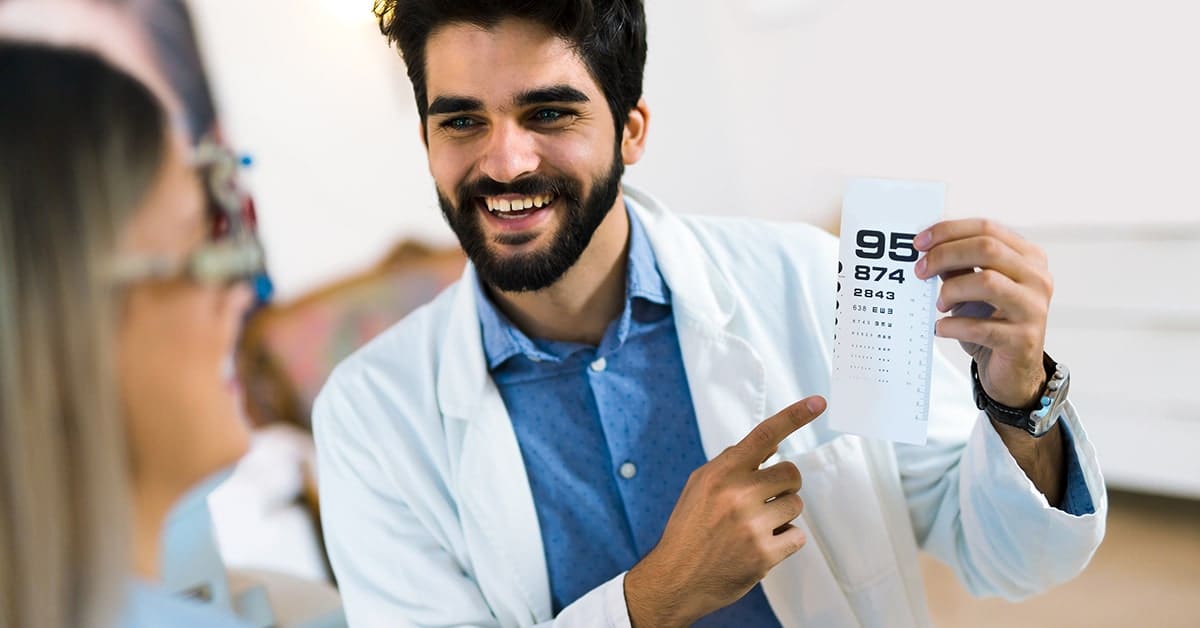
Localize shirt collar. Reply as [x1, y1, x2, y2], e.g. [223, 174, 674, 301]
[625, 201, 669, 307]
[475, 201, 670, 370]
[474, 273, 545, 368]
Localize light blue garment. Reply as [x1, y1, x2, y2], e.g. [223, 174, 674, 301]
[118, 580, 255, 628]
[160, 472, 236, 611]
[475, 206, 780, 625]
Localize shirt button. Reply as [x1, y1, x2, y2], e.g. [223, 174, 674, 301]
[590, 357, 607, 372]
[619, 461, 637, 479]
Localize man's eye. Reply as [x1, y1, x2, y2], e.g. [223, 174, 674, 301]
[441, 117, 476, 131]
[532, 109, 572, 124]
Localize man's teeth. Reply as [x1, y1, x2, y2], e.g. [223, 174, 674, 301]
[485, 195, 554, 212]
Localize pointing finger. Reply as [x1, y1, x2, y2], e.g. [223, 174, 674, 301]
[732, 396, 826, 467]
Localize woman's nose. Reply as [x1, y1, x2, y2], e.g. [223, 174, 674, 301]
[225, 281, 255, 317]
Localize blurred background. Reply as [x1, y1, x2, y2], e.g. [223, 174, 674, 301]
[150, 0, 1200, 625]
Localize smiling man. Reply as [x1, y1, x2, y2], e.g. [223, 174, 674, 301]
[313, 2, 1106, 626]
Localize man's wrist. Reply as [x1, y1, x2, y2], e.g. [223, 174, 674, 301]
[990, 417, 1067, 504]
[997, 377, 1045, 410]
[985, 363, 1046, 409]
[624, 557, 691, 628]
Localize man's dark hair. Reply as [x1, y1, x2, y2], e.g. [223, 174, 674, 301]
[374, 0, 647, 135]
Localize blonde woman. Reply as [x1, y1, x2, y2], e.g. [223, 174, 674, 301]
[0, 42, 261, 628]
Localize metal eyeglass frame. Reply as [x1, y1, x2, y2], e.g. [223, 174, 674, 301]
[107, 139, 268, 289]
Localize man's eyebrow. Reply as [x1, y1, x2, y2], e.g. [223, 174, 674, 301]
[514, 85, 590, 107]
[427, 95, 484, 116]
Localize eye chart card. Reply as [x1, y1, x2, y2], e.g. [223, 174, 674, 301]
[829, 178, 944, 445]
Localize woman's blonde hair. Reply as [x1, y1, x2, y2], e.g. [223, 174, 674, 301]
[0, 43, 168, 628]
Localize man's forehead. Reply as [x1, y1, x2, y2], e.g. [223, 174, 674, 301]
[423, 19, 599, 105]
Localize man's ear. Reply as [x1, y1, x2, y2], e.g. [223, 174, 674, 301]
[620, 97, 650, 166]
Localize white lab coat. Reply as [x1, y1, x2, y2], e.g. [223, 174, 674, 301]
[314, 186, 1106, 628]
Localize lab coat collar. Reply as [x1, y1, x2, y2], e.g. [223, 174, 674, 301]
[624, 185, 738, 330]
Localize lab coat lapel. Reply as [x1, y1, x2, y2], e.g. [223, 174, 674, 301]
[626, 187, 766, 461]
[436, 266, 552, 623]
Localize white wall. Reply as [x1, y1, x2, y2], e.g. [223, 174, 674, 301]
[1031, 224, 1200, 498]
[190, 0, 1199, 495]
[192, 0, 1199, 299]
[634, 0, 1200, 229]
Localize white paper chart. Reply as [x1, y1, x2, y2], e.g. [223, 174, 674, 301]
[829, 178, 945, 445]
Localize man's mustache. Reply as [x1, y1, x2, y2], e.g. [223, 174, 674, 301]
[457, 176, 568, 201]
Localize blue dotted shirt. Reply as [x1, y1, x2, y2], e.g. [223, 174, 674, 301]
[475, 206, 781, 625]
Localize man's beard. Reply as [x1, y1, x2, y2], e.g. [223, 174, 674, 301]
[438, 152, 624, 293]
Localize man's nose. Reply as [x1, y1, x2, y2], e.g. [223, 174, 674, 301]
[478, 120, 539, 183]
